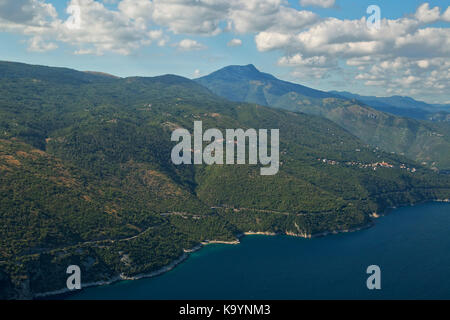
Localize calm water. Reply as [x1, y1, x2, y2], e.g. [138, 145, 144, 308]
[67, 202, 450, 299]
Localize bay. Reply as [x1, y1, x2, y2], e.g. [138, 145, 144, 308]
[67, 202, 450, 299]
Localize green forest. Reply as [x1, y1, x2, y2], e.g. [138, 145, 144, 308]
[1, 61, 449, 299]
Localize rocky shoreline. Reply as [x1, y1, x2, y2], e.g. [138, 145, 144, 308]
[35, 225, 372, 298]
[34, 199, 449, 299]
[35, 253, 190, 298]
[35, 240, 241, 298]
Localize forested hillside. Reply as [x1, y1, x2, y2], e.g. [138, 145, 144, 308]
[1, 61, 449, 299]
[196, 65, 450, 170]
[330, 91, 450, 121]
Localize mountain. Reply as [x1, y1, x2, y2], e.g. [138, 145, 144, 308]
[196, 65, 450, 170]
[1, 61, 449, 299]
[195, 64, 335, 106]
[330, 91, 450, 121]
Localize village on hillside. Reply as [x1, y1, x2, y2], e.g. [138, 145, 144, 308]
[317, 157, 417, 173]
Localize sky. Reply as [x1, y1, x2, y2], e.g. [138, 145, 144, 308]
[0, 0, 449, 104]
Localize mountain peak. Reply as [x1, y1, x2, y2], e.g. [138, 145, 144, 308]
[221, 64, 261, 75]
[197, 64, 277, 83]
[195, 63, 336, 106]
[243, 64, 258, 71]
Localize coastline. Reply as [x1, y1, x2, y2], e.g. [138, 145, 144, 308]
[240, 221, 375, 240]
[36, 224, 374, 299]
[35, 253, 190, 298]
[36, 199, 449, 299]
[36, 241, 240, 298]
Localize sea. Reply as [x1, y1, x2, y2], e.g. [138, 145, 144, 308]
[66, 202, 450, 299]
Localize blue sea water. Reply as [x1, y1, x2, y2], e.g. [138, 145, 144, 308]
[67, 202, 450, 299]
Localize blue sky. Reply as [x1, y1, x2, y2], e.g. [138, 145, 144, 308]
[0, 0, 449, 103]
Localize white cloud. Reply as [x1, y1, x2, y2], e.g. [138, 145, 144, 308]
[443, 6, 450, 22]
[255, 3, 450, 98]
[255, 31, 291, 51]
[279, 53, 338, 79]
[0, 0, 319, 54]
[175, 39, 207, 51]
[118, 0, 153, 20]
[416, 60, 429, 69]
[119, 0, 318, 35]
[0, 0, 449, 100]
[59, 0, 160, 55]
[354, 57, 450, 98]
[0, 0, 57, 26]
[63, 0, 169, 55]
[0, 0, 61, 55]
[229, 3, 318, 33]
[27, 36, 58, 52]
[415, 3, 440, 24]
[149, 0, 227, 35]
[299, 0, 335, 9]
[0, 0, 166, 55]
[278, 54, 335, 68]
[227, 38, 242, 47]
